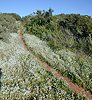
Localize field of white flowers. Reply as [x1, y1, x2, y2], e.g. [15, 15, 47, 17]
[0, 33, 85, 99]
[23, 34, 92, 93]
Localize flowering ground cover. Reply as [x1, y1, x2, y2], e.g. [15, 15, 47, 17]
[0, 33, 85, 99]
[23, 34, 92, 94]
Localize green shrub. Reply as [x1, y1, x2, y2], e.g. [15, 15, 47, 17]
[0, 13, 18, 34]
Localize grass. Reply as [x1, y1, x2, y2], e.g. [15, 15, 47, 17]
[0, 33, 85, 99]
[23, 33, 92, 93]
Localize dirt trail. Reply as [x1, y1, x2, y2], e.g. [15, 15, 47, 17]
[19, 29, 92, 100]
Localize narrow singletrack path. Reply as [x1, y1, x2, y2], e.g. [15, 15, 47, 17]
[19, 29, 92, 100]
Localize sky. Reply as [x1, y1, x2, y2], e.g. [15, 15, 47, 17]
[0, 0, 92, 17]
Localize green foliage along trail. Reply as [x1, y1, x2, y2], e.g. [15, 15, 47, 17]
[0, 11, 92, 99]
[23, 33, 92, 94]
[23, 9, 92, 55]
[0, 33, 85, 99]
[22, 8, 92, 94]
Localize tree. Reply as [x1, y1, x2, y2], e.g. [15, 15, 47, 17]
[36, 10, 42, 16]
[45, 11, 50, 18]
[48, 8, 54, 16]
[33, 12, 36, 15]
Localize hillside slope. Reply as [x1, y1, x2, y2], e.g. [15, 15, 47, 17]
[0, 12, 92, 99]
[0, 33, 85, 100]
[23, 33, 92, 93]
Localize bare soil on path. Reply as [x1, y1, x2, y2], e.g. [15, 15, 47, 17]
[19, 29, 92, 100]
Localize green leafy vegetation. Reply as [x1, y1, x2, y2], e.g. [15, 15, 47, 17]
[0, 13, 19, 42]
[23, 9, 92, 55]
[0, 13, 22, 21]
[0, 13, 18, 33]
[22, 8, 92, 93]
[0, 10, 92, 99]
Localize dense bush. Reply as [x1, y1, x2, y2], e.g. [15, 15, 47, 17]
[0, 13, 19, 42]
[59, 14, 92, 38]
[1, 13, 21, 21]
[59, 14, 92, 54]
[23, 10, 92, 55]
[0, 13, 18, 33]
